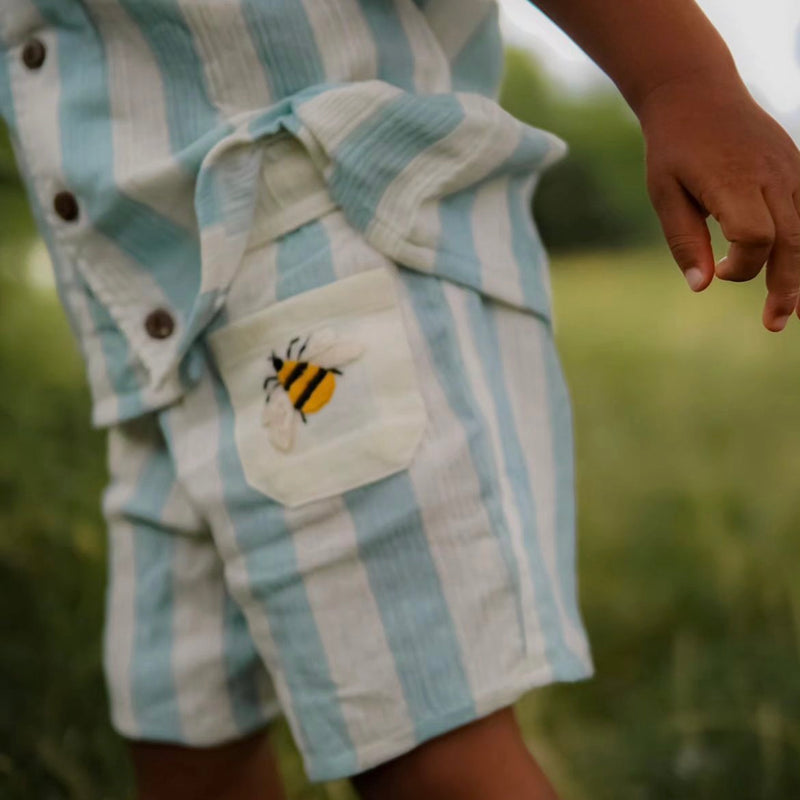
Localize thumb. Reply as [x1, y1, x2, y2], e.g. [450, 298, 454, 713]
[649, 178, 715, 291]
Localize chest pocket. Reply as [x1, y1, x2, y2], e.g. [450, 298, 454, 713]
[208, 266, 428, 508]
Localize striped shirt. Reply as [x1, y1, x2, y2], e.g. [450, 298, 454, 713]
[0, 0, 568, 427]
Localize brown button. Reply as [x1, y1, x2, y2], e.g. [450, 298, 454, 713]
[53, 191, 80, 222]
[22, 38, 47, 70]
[144, 309, 175, 340]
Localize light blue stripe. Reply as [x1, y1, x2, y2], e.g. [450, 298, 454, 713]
[116, 0, 219, 158]
[435, 185, 483, 286]
[343, 471, 474, 737]
[356, 0, 417, 90]
[329, 94, 464, 232]
[222, 591, 274, 734]
[465, 294, 586, 672]
[276, 219, 336, 300]
[205, 336, 358, 774]
[123, 437, 184, 740]
[449, 4, 504, 95]
[0, 43, 12, 123]
[507, 173, 550, 317]
[242, 0, 325, 98]
[95, 195, 201, 308]
[83, 284, 147, 420]
[540, 328, 585, 637]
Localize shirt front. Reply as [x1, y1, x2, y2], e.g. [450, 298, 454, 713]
[0, 0, 568, 427]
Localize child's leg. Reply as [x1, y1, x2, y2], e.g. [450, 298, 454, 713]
[128, 727, 286, 800]
[351, 707, 558, 800]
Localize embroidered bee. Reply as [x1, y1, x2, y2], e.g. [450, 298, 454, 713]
[261, 327, 365, 452]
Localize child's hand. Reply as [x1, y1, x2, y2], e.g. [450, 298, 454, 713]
[637, 72, 800, 332]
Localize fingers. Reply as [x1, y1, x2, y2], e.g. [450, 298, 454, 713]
[711, 186, 775, 282]
[649, 178, 715, 291]
[761, 185, 800, 331]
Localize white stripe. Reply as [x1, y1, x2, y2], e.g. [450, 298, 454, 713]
[302, 215, 419, 763]
[102, 423, 159, 737]
[422, 0, 495, 59]
[392, 271, 530, 700]
[492, 305, 591, 661]
[59, 232, 183, 385]
[394, 0, 451, 92]
[170, 511, 240, 743]
[471, 174, 526, 307]
[163, 369, 288, 729]
[225, 229, 280, 320]
[71, 273, 121, 426]
[302, 0, 378, 82]
[296, 80, 404, 158]
[0, 0, 41, 42]
[82, 0, 196, 230]
[103, 520, 139, 735]
[442, 281, 553, 683]
[176, 0, 272, 117]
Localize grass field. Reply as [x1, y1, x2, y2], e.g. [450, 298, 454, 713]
[2, 204, 800, 798]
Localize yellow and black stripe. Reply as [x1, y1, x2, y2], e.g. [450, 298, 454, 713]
[277, 359, 339, 420]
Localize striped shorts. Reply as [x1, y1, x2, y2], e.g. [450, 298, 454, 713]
[101, 205, 593, 783]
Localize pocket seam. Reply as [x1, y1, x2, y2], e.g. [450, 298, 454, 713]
[209, 265, 429, 508]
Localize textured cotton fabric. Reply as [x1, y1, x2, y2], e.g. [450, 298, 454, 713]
[1, 0, 594, 780]
[0, 0, 568, 426]
[103, 205, 592, 781]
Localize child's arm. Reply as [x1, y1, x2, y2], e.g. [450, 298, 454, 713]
[530, 0, 800, 331]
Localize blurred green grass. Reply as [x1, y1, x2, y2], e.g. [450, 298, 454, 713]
[3, 200, 800, 798]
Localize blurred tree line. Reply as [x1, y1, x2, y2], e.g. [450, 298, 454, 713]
[501, 47, 661, 252]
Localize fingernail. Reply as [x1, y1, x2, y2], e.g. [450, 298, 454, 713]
[772, 313, 790, 332]
[684, 267, 705, 291]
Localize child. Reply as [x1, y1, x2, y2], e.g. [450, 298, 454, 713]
[1, 1, 797, 798]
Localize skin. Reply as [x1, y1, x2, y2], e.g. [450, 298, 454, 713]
[129, 2, 800, 798]
[350, 707, 559, 800]
[128, 728, 287, 800]
[129, 708, 558, 800]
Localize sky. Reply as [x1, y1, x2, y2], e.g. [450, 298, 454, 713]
[499, 0, 800, 130]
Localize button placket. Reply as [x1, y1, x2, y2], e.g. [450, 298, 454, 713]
[21, 38, 46, 70]
[144, 308, 176, 340]
[53, 190, 80, 222]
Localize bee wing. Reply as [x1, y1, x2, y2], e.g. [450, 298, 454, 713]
[300, 327, 363, 367]
[314, 341, 365, 369]
[300, 327, 338, 362]
[261, 390, 296, 452]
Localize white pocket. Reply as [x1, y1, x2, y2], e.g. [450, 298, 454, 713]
[208, 267, 428, 508]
